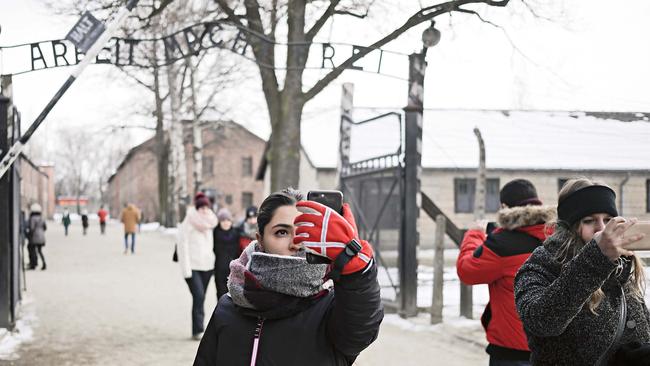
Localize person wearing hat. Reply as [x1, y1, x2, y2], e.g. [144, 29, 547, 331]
[457, 179, 555, 365]
[237, 205, 258, 252]
[193, 188, 382, 365]
[213, 207, 241, 301]
[515, 178, 650, 365]
[27, 203, 47, 270]
[177, 192, 218, 340]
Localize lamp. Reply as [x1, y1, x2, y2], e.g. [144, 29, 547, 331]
[421, 21, 441, 54]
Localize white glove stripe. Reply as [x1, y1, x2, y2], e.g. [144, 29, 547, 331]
[301, 241, 347, 249]
[362, 258, 374, 274]
[295, 233, 310, 238]
[358, 253, 371, 263]
[294, 222, 315, 227]
[321, 208, 331, 243]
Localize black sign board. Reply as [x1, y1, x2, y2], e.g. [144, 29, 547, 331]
[64, 11, 105, 53]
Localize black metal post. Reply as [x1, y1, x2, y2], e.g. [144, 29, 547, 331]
[0, 91, 15, 328]
[400, 52, 426, 317]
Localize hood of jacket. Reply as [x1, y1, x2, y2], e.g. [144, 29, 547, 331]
[497, 205, 556, 231]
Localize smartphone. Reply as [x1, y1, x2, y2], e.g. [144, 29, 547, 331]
[624, 221, 650, 251]
[307, 190, 343, 215]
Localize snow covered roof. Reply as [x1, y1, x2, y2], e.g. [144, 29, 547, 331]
[301, 109, 650, 171]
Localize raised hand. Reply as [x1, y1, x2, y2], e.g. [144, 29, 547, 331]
[594, 217, 645, 261]
[294, 201, 373, 278]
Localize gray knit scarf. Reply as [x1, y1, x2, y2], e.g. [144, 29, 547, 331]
[227, 241, 328, 315]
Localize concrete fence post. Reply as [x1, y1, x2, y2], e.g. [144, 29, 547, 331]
[430, 215, 445, 324]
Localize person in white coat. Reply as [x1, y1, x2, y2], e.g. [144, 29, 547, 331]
[178, 192, 218, 340]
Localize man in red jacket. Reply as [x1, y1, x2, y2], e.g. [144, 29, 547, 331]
[456, 179, 555, 366]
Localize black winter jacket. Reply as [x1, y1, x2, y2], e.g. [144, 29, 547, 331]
[515, 239, 650, 365]
[193, 262, 383, 365]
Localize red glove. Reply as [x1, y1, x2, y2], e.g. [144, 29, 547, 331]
[294, 201, 373, 277]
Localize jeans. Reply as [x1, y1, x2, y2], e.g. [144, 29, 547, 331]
[100, 222, 106, 234]
[185, 270, 213, 335]
[489, 358, 531, 366]
[124, 233, 136, 253]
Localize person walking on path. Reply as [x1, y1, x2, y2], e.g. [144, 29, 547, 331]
[237, 205, 258, 252]
[515, 178, 650, 365]
[97, 205, 108, 235]
[177, 192, 218, 340]
[120, 203, 141, 254]
[62, 208, 71, 236]
[81, 210, 89, 235]
[27, 203, 47, 270]
[212, 208, 240, 301]
[457, 179, 555, 366]
[193, 188, 383, 365]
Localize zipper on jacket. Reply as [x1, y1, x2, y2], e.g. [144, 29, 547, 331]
[250, 317, 265, 366]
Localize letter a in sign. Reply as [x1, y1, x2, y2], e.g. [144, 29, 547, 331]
[65, 11, 105, 53]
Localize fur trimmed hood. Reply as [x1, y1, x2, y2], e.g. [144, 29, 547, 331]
[497, 205, 556, 230]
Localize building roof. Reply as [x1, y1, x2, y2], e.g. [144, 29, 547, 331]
[109, 120, 265, 184]
[300, 109, 650, 171]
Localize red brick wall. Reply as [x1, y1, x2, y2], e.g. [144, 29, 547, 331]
[107, 121, 265, 224]
[185, 121, 266, 221]
[107, 139, 158, 222]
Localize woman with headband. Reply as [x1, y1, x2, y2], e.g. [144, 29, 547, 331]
[514, 178, 650, 365]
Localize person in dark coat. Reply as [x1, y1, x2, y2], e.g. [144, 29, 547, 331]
[27, 203, 47, 270]
[213, 208, 240, 300]
[62, 208, 71, 236]
[515, 178, 650, 366]
[81, 210, 89, 235]
[194, 188, 383, 366]
[237, 205, 258, 252]
[457, 179, 555, 365]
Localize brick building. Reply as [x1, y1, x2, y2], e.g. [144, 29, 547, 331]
[19, 155, 54, 218]
[107, 120, 266, 223]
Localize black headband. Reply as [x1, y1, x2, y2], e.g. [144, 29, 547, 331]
[557, 185, 618, 226]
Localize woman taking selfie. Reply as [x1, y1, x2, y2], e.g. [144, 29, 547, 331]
[193, 188, 383, 365]
[515, 178, 650, 365]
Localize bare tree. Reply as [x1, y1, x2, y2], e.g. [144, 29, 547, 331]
[55, 127, 95, 213]
[206, 0, 525, 191]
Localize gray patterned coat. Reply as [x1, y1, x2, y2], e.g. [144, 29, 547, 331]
[515, 237, 650, 365]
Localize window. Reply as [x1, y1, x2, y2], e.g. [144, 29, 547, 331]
[647, 179, 650, 213]
[242, 156, 253, 177]
[454, 178, 475, 213]
[486, 179, 501, 213]
[242, 192, 253, 209]
[558, 178, 569, 193]
[225, 194, 233, 205]
[454, 178, 500, 213]
[202, 156, 214, 177]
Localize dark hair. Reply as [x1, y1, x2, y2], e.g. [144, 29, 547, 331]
[257, 188, 303, 236]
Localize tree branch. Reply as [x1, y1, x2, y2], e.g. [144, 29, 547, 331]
[116, 66, 154, 92]
[215, 0, 245, 27]
[304, 0, 510, 102]
[306, 0, 341, 42]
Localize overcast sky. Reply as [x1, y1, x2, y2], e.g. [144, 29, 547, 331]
[0, 0, 649, 160]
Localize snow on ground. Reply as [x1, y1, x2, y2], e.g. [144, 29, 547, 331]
[0, 295, 36, 361]
[377, 264, 489, 319]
